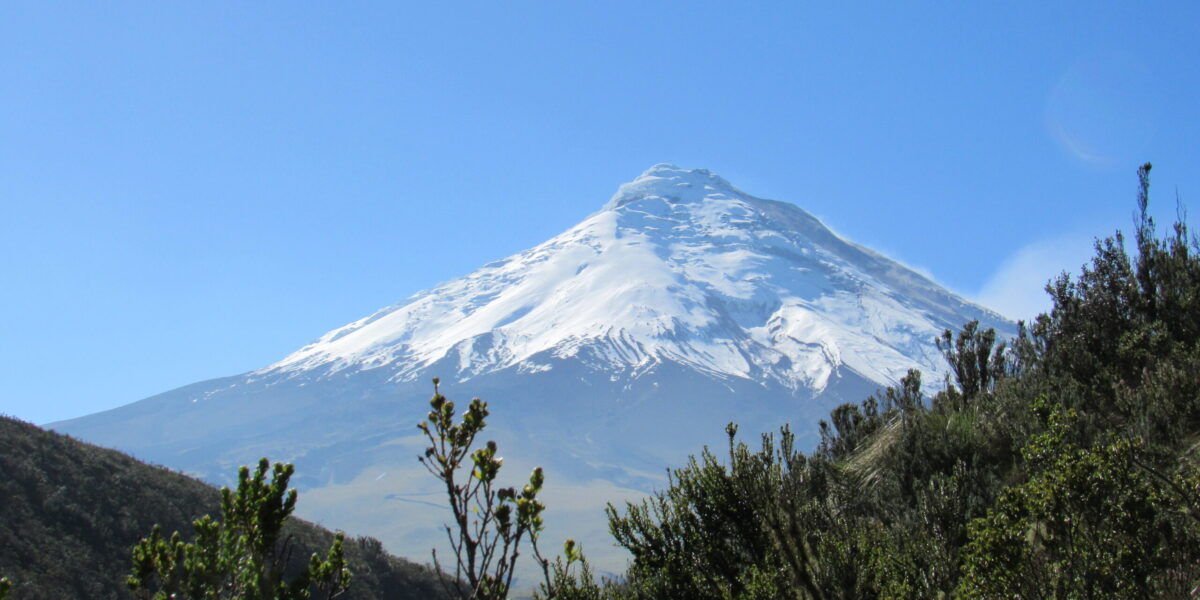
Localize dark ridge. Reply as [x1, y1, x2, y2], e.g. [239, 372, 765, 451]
[0, 415, 451, 600]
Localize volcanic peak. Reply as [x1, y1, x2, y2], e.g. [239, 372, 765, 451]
[603, 164, 744, 211]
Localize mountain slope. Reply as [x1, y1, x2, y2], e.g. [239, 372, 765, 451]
[50, 165, 1014, 575]
[265, 164, 998, 391]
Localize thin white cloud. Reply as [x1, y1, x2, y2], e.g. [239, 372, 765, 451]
[974, 234, 1101, 323]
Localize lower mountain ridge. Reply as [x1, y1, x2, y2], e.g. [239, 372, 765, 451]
[0, 415, 449, 600]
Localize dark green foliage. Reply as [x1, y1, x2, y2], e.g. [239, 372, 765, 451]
[0, 416, 449, 600]
[937, 321, 1007, 402]
[0, 577, 10, 600]
[127, 458, 351, 599]
[606, 422, 849, 599]
[1037, 163, 1200, 439]
[596, 163, 1200, 598]
[958, 399, 1197, 598]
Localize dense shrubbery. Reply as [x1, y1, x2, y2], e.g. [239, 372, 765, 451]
[540, 163, 1200, 598]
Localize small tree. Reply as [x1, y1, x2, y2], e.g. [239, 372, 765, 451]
[0, 577, 10, 600]
[419, 378, 571, 599]
[128, 458, 351, 600]
[936, 320, 1006, 405]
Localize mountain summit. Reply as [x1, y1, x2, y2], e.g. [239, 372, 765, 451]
[263, 164, 1001, 394]
[52, 165, 1013, 573]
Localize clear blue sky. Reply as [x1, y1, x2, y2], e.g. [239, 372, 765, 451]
[2, 3, 1198, 424]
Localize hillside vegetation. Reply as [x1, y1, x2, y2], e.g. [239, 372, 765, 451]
[536, 164, 1200, 598]
[0, 415, 450, 600]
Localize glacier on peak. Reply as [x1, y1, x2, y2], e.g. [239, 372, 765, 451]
[260, 165, 1012, 396]
[603, 163, 739, 210]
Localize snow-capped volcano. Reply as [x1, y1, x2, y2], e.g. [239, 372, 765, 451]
[262, 164, 1000, 393]
[52, 165, 1013, 575]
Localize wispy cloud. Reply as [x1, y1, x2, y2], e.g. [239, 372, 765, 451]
[974, 234, 1101, 323]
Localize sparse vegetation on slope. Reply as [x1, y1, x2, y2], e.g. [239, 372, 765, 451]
[0, 416, 449, 600]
